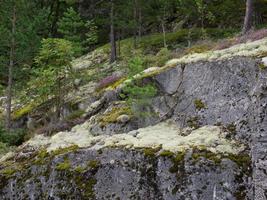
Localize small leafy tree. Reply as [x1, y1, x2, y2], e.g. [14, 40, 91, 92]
[58, 7, 99, 55]
[121, 56, 157, 118]
[33, 38, 74, 119]
[58, 7, 84, 56]
[194, 0, 215, 38]
[84, 20, 98, 51]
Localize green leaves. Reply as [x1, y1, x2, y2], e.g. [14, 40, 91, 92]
[128, 56, 145, 77]
[84, 20, 98, 50]
[57, 7, 99, 55]
[120, 56, 157, 118]
[35, 38, 74, 68]
[31, 38, 74, 102]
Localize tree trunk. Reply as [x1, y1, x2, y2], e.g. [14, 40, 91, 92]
[161, 20, 167, 48]
[118, 30, 121, 57]
[138, 4, 142, 38]
[133, 0, 138, 49]
[51, 0, 60, 37]
[56, 77, 61, 120]
[110, 0, 117, 63]
[5, 3, 16, 131]
[242, 0, 254, 35]
[161, 5, 167, 48]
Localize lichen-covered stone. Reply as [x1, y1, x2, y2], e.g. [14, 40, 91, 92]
[0, 148, 251, 200]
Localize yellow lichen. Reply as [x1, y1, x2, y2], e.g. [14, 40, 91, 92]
[55, 157, 71, 171]
[12, 103, 35, 120]
[99, 106, 133, 125]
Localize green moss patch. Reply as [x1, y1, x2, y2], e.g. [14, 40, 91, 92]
[99, 106, 133, 125]
[169, 151, 186, 173]
[51, 145, 79, 156]
[159, 150, 175, 158]
[12, 103, 36, 120]
[192, 148, 221, 165]
[194, 99, 206, 110]
[187, 116, 200, 129]
[87, 160, 101, 170]
[56, 157, 71, 171]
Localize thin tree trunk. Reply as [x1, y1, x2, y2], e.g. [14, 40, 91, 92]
[138, 5, 142, 38]
[56, 77, 61, 120]
[133, 0, 138, 49]
[242, 0, 254, 35]
[5, 3, 16, 130]
[161, 21, 167, 48]
[161, 6, 167, 48]
[51, 0, 60, 37]
[118, 30, 121, 57]
[110, 0, 117, 63]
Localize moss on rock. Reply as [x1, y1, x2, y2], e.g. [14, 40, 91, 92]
[55, 157, 71, 171]
[194, 99, 206, 110]
[99, 106, 133, 125]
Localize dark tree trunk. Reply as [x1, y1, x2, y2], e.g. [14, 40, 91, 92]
[138, 5, 142, 38]
[242, 0, 254, 35]
[51, 0, 60, 37]
[118, 30, 121, 57]
[110, 0, 117, 63]
[5, 3, 16, 130]
[133, 0, 138, 49]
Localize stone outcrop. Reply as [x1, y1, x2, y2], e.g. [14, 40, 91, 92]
[1, 38, 267, 199]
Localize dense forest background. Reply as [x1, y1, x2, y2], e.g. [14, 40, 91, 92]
[0, 0, 267, 151]
[1, 0, 267, 88]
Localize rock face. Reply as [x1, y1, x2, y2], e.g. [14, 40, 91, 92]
[1, 54, 267, 199]
[153, 57, 267, 199]
[0, 148, 251, 200]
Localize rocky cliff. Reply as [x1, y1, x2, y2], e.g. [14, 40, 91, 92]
[1, 38, 267, 200]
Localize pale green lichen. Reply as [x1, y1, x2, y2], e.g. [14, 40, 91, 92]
[165, 37, 267, 68]
[25, 120, 244, 155]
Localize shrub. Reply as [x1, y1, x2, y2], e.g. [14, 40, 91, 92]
[0, 142, 10, 156]
[120, 56, 158, 118]
[121, 82, 157, 118]
[155, 48, 172, 67]
[128, 56, 145, 76]
[0, 125, 27, 146]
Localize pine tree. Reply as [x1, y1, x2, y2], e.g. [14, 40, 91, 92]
[58, 7, 85, 56]
[33, 38, 75, 120]
[84, 20, 98, 51]
[0, 0, 49, 130]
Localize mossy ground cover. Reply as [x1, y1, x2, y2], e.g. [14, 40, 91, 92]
[98, 105, 133, 126]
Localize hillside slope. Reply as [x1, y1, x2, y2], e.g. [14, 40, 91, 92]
[1, 34, 267, 199]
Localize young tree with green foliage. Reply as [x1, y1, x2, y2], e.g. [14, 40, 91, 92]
[121, 56, 157, 118]
[0, 0, 49, 130]
[58, 7, 84, 56]
[58, 7, 99, 55]
[194, 0, 215, 38]
[34, 38, 75, 120]
[84, 20, 98, 51]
